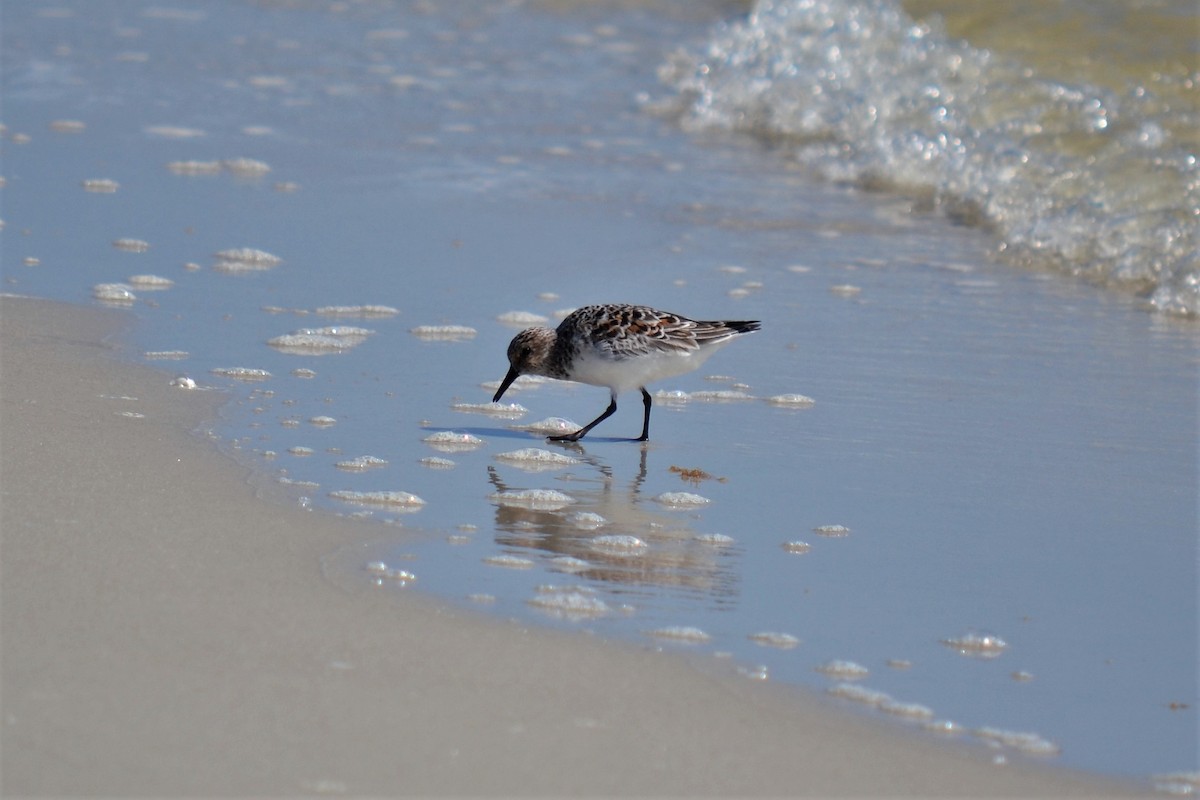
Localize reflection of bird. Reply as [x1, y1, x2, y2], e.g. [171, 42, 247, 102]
[492, 304, 760, 442]
[485, 451, 736, 596]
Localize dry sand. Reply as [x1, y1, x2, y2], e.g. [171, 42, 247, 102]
[0, 295, 1144, 796]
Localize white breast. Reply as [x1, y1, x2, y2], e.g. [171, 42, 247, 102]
[567, 341, 730, 394]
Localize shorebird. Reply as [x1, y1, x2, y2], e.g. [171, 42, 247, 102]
[492, 303, 760, 442]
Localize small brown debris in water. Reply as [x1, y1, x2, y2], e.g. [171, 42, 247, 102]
[669, 465, 727, 485]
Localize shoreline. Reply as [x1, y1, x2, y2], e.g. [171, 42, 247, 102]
[0, 294, 1146, 796]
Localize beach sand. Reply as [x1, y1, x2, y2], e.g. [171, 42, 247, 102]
[0, 294, 1144, 796]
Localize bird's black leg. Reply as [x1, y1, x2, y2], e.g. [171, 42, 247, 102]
[548, 394, 618, 443]
[636, 388, 652, 442]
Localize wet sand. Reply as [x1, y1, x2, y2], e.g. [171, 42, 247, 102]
[0, 294, 1144, 796]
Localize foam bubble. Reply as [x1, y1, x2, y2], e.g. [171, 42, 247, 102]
[488, 489, 576, 510]
[687, 390, 754, 402]
[388, 74, 422, 90]
[483, 554, 535, 569]
[113, 238, 150, 252]
[589, 535, 648, 554]
[481, 375, 547, 393]
[880, 700, 935, 720]
[410, 325, 478, 340]
[653, 491, 711, 507]
[82, 178, 120, 193]
[211, 367, 272, 381]
[766, 393, 815, 406]
[924, 719, 967, 736]
[453, 402, 527, 419]
[513, 417, 580, 435]
[813, 524, 850, 537]
[941, 632, 1008, 658]
[748, 632, 800, 649]
[365, 561, 416, 585]
[568, 511, 606, 529]
[548, 556, 590, 572]
[126, 275, 173, 291]
[738, 665, 770, 681]
[222, 157, 271, 176]
[145, 125, 205, 138]
[213, 247, 282, 272]
[527, 586, 610, 619]
[816, 660, 869, 680]
[493, 448, 578, 468]
[1152, 772, 1200, 796]
[497, 310, 549, 326]
[167, 160, 223, 175]
[423, 431, 484, 451]
[316, 305, 399, 317]
[247, 75, 290, 89]
[335, 455, 388, 472]
[49, 119, 86, 133]
[827, 683, 892, 707]
[268, 326, 374, 354]
[92, 283, 136, 303]
[328, 490, 425, 508]
[653, 389, 691, 403]
[646, 625, 711, 643]
[782, 540, 812, 554]
[972, 727, 1060, 756]
[419, 456, 456, 469]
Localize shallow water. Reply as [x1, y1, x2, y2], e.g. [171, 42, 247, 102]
[2, 0, 1196, 786]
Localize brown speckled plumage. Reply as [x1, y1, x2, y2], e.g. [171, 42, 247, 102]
[493, 304, 760, 442]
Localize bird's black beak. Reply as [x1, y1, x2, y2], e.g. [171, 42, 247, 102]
[493, 366, 519, 403]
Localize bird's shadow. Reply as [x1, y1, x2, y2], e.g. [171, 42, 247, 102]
[425, 424, 641, 446]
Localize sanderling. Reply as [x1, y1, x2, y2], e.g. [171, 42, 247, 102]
[493, 304, 760, 442]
